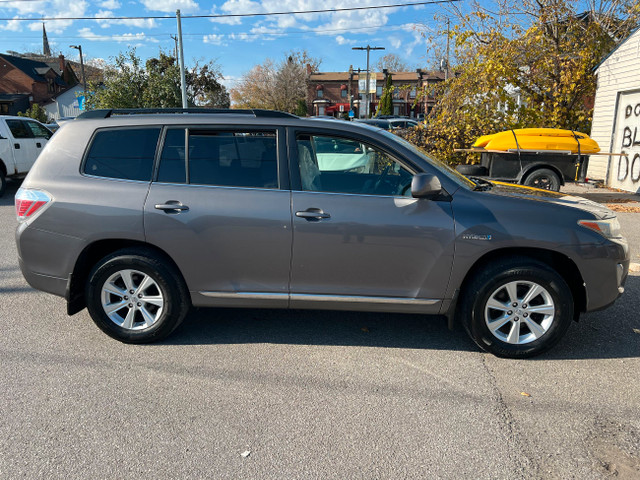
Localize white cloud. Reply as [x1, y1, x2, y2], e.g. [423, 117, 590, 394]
[388, 36, 402, 49]
[77, 27, 159, 43]
[335, 35, 355, 45]
[99, 0, 121, 8]
[203, 34, 226, 45]
[0, 17, 22, 32]
[139, 0, 199, 13]
[24, 1, 89, 34]
[95, 10, 158, 28]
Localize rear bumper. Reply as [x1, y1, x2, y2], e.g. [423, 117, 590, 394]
[18, 256, 67, 298]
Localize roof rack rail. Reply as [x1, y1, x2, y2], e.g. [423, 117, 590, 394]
[76, 108, 297, 120]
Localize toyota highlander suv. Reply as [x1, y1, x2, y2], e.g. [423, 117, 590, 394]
[15, 109, 629, 358]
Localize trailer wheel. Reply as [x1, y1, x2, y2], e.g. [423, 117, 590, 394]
[456, 164, 489, 176]
[523, 168, 561, 191]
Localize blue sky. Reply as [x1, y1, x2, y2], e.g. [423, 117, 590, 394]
[0, 0, 455, 89]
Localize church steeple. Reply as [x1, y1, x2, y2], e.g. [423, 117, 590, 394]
[43, 23, 51, 56]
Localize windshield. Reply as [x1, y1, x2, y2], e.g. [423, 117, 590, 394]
[379, 130, 477, 190]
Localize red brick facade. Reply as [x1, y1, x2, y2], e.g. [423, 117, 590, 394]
[307, 68, 445, 118]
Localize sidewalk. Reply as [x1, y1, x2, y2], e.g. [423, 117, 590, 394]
[561, 183, 640, 212]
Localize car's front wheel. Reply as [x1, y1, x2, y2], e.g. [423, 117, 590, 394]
[85, 248, 190, 343]
[459, 258, 574, 358]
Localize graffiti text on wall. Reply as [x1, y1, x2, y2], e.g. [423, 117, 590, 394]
[617, 102, 640, 183]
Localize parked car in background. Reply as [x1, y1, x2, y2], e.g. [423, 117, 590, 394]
[15, 109, 629, 358]
[0, 115, 53, 196]
[355, 118, 421, 130]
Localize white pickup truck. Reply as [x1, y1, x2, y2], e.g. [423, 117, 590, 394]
[0, 115, 53, 197]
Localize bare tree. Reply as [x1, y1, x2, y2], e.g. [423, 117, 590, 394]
[375, 53, 411, 72]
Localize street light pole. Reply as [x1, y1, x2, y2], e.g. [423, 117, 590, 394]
[69, 44, 86, 101]
[352, 45, 384, 118]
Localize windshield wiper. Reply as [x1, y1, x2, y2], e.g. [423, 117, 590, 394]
[469, 176, 494, 191]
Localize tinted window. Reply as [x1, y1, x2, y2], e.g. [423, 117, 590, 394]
[26, 121, 52, 139]
[188, 130, 277, 189]
[157, 128, 186, 183]
[84, 128, 160, 181]
[297, 134, 413, 196]
[6, 120, 32, 139]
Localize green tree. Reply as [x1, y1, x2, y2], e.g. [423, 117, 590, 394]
[295, 98, 308, 116]
[18, 103, 49, 123]
[408, 0, 640, 165]
[85, 48, 229, 109]
[377, 74, 394, 116]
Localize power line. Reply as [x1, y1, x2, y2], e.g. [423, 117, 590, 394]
[0, 0, 460, 22]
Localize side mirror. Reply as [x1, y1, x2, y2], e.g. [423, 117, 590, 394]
[411, 173, 442, 199]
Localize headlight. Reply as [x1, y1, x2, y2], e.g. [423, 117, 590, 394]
[578, 217, 622, 239]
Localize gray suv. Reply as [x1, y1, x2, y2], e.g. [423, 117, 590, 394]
[15, 109, 629, 358]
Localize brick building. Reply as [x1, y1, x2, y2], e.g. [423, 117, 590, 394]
[306, 67, 446, 118]
[0, 53, 78, 115]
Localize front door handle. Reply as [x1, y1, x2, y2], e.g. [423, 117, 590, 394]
[295, 208, 331, 221]
[155, 201, 189, 214]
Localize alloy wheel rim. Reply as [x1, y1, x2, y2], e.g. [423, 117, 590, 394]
[100, 269, 164, 330]
[484, 280, 555, 345]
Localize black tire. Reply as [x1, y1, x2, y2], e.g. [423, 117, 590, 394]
[458, 257, 573, 358]
[85, 248, 190, 343]
[523, 168, 561, 191]
[0, 170, 6, 198]
[456, 164, 489, 176]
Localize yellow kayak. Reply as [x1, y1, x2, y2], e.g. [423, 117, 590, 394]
[472, 128, 600, 154]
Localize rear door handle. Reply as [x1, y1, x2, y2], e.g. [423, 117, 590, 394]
[14, 143, 20, 149]
[36, 142, 42, 148]
[155, 201, 189, 214]
[295, 208, 331, 221]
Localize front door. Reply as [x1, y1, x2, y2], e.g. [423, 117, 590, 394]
[144, 126, 292, 308]
[5, 119, 37, 173]
[289, 132, 455, 312]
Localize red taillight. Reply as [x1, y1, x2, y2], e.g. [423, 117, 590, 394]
[15, 189, 52, 220]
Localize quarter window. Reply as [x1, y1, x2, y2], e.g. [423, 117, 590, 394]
[84, 128, 160, 181]
[296, 134, 413, 196]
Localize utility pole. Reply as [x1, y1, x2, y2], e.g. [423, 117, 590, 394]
[445, 18, 450, 80]
[176, 10, 188, 108]
[69, 44, 87, 102]
[170, 35, 178, 59]
[352, 45, 384, 118]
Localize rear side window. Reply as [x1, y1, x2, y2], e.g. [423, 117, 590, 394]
[84, 128, 160, 181]
[156, 129, 278, 189]
[25, 120, 52, 139]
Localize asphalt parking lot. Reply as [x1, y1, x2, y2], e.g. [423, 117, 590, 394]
[1, 180, 639, 479]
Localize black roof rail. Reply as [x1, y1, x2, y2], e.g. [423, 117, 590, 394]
[76, 108, 298, 119]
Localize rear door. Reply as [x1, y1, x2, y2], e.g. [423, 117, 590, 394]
[24, 119, 52, 165]
[144, 126, 292, 308]
[288, 130, 455, 312]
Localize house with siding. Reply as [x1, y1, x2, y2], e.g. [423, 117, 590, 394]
[588, 28, 640, 192]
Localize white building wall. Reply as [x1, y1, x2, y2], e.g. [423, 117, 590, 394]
[43, 85, 83, 121]
[589, 28, 640, 192]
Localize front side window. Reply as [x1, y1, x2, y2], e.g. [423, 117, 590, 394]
[296, 134, 413, 196]
[156, 129, 278, 189]
[6, 120, 31, 139]
[84, 128, 160, 181]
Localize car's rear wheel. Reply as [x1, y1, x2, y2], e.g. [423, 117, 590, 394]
[459, 258, 573, 358]
[86, 248, 190, 343]
[523, 168, 561, 191]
